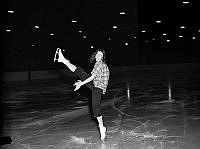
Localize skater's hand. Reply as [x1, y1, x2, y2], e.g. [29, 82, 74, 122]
[73, 80, 83, 91]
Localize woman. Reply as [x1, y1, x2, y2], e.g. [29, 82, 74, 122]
[56, 48, 110, 141]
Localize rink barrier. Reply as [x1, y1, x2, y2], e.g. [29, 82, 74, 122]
[2, 63, 199, 84]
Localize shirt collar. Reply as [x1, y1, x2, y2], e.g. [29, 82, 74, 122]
[95, 61, 103, 65]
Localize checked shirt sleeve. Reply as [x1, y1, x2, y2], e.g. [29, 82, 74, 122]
[101, 64, 109, 86]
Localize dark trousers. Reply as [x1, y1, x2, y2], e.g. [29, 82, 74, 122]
[74, 67, 102, 117]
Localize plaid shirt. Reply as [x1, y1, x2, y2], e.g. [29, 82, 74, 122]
[91, 61, 110, 94]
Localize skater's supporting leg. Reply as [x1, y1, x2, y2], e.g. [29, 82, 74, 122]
[92, 88, 102, 117]
[92, 88, 106, 141]
[97, 115, 106, 141]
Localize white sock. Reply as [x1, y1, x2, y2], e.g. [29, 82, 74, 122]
[97, 116, 106, 140]
[97, 116, 104, 127]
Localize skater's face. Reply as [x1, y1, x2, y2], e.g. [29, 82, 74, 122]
[95, 51, 103, 62]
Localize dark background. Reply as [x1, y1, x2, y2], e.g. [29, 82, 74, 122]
[1, 0, 200, 72]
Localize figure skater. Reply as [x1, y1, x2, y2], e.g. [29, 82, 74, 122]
[55, 48, 110, 141]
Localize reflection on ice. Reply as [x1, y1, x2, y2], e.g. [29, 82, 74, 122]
[70, 136, 87, 144]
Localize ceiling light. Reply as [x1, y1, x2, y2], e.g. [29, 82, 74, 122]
[119, 12, 125, 15]
[72, 20, 77, 23]
[113, 26, 117, 29]
[156, 20, 162, 23]
[182, 1, 189, 4]
[8, 10, 14, 13]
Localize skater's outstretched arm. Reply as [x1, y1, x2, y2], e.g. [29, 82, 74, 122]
[73, 74, 95, 91]
[81, 74, 95, 85]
